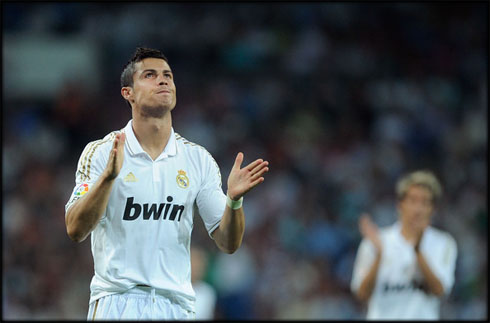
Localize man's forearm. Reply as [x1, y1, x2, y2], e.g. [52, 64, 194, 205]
[357, 251, 382, 302]
[415, 250, 444, 296]
[65, 174, 115, 242]
[212, 206, 245, 254]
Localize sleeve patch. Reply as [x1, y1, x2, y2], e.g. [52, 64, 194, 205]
[74, 183, 90, 196]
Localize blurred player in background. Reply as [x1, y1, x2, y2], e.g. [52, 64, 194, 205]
[64, 47, 269, 320]
[351, 170, 457, 320]
[191, 246, 217, 319]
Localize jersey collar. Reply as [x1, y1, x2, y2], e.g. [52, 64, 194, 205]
[392, 220, 433, 248]
[123, 119, 177, 160]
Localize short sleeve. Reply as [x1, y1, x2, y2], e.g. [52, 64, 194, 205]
[64, 137, 112, 214]
[424, 233, 458, 296]
[195, 152, 227, 238]
[351, 238, 377, 294]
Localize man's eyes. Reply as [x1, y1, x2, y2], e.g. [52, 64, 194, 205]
[407, 196, 431, 206]
[144, 72, 172, 78]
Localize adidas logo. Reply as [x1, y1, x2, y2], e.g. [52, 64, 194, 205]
[124, 172, 138, 182]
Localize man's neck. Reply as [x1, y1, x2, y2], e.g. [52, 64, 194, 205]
[400, 225, 417, 246]
[132, 112, 172, 161]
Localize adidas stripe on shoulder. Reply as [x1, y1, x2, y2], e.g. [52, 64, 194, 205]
[175, 132, 222, 185]
[77, 130, 122, 181]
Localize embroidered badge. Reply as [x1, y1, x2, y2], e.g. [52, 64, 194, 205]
[74, 183, 89, 196]
[176, 170, 189, 189]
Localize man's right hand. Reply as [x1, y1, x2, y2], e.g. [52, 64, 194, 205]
[359, 213, 382, 253]
[103, 133, 126, 180]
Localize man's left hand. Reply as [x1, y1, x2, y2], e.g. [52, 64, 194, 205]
[227, 152, 269, 201]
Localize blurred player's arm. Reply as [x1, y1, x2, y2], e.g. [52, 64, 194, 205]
[356, 214, 383, 302]
[66, 133, 126, 242]
[212, 152, 268, 254]
[414, 234, 444, 296]
[357, 251, 382, 302]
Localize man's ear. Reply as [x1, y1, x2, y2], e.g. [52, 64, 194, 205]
[121, 87, 133, 101]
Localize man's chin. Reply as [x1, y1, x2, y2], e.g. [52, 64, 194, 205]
[140, 105, 171, 118]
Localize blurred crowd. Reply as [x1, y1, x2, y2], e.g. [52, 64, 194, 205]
[2, 2, 487, 320]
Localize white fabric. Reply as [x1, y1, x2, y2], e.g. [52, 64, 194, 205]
[66, 120, 227, 313]
[351, 221, 457, 320]
[193, 281, 217, 319]
[86, 286, 195, 320]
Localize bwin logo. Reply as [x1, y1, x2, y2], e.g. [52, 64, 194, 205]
[123, 196, 185, 221]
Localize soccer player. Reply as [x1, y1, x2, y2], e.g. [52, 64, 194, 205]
[64, 47, 269, 320]
[350, 170, 457, 320]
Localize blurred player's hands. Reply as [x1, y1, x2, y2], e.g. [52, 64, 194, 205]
[226, 152, 269, 201]
[359, 213, 382, 253]
[103, 132, 126, 180]
[410, 213, 430, 250]
[413, 221, 428, 251]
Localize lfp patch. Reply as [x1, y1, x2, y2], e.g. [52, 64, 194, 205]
[75, 183, 89, 196]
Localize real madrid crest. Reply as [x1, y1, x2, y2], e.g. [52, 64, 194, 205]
[176, 170, 189, 189]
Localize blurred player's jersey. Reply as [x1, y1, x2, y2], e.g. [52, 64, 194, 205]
[351, 221, 457, 320]
[65, 119, 227, 312]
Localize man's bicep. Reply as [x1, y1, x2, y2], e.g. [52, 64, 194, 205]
[196, 151, 226, 238]
[196, 187, 226, 238]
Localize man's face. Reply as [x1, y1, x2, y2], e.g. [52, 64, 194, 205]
[398, 185, 434, 233]
[123, 57, 177, 117]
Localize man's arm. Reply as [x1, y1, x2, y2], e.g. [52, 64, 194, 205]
[415, 236, 445, 296]
[211, 206, 245, 254]
[212, 152, 268, 254]
[65, 133, 125, 243]
[355, 214, 383, 302]
[357, 251, 382, 302]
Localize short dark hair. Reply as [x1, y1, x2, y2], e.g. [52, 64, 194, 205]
[120, 47, 168, 88]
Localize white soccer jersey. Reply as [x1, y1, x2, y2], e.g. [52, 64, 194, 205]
[351, 221, 457, 320]
[65, 120, 227, 312]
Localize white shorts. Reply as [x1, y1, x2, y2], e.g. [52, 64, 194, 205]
[87, 286, 195, 320]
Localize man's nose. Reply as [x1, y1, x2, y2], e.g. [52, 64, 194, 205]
[157, 74, 168, 85]
[413, 204, 427, 217]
